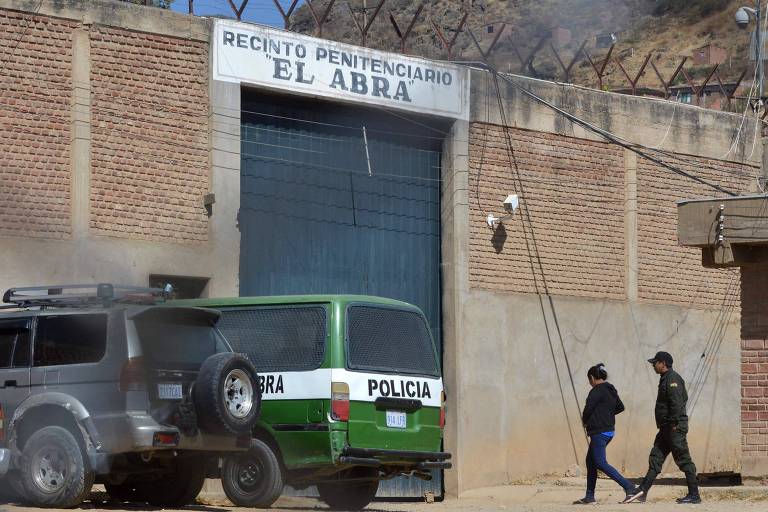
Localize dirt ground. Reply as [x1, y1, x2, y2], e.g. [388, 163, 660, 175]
[2, 478, 767, 512]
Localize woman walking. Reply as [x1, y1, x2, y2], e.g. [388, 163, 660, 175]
[573, 363, 638, 504]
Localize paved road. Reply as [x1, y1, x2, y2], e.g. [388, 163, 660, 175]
[2, 480, 767, 512]
[2, 496, 768, 512]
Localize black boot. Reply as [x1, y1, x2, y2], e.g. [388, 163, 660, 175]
[676, 485, 701, 504]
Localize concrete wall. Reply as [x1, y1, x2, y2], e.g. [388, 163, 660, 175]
[0, 0, 239, 297]
[442, 70, 756, 495]
[471, 71, 761, 165]
[1, 0, 759, 498]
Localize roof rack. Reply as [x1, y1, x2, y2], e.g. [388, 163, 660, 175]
[2, 283, 174, 309]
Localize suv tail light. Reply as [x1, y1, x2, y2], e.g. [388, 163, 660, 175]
[120, 356, 147, 391]
[331, 382, 350, 421]
[440, 390, 446, 429]
[152, 431, 180, 447]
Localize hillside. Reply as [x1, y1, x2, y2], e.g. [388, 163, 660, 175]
[290, 0, 754, 93]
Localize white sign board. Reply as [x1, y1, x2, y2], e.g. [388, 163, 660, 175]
[213, 20, 470, 120]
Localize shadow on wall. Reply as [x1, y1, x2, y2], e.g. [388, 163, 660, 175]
[491, 224, 507, 254]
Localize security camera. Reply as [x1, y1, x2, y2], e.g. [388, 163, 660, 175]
[487, 194, 520, 227]
[503, 194, 519, 214]
[736, 7, 752, 30]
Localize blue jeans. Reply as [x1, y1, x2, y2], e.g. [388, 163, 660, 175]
[586, 433, 634, 499]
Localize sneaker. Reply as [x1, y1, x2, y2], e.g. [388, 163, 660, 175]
[675, 494, 702, 504]
[572, 497, 597, 505]
[622, 489, 646, 504]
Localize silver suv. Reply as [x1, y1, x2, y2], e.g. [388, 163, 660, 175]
[0, 284, 260, 508]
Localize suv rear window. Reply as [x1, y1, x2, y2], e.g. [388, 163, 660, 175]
[216, 306, 326, 372]
[346, 305, 439, 377]
[134, 308, 229, 367]
[34, 314, 107, 367]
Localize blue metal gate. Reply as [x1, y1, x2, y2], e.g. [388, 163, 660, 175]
[239, 90, 446, 497]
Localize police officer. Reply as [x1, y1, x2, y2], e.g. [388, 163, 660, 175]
[624, 352, 701, 504]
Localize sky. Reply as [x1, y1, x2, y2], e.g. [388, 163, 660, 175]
[170, 0, 305, 27]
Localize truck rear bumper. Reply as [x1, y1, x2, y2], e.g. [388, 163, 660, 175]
[339, 447, 452, 469]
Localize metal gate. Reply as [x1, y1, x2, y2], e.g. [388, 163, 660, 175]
[239, 90, 446, 497]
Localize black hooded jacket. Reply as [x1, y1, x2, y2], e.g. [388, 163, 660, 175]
[582, 382, 625, 436]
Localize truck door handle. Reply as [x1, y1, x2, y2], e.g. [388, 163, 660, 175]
[4, 380, 17, 388]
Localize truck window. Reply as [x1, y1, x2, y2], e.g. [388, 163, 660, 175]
[216, 306, 326, 372]
[346, 306, 439, 377]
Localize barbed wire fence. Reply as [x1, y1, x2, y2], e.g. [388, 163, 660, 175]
[133, 0, 759, 115]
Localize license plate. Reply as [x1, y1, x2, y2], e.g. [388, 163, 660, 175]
[386, 410, 407, 429]
[158, 383, 183, 400]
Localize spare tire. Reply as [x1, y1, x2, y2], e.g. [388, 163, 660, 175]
[194, 353, 260, 435]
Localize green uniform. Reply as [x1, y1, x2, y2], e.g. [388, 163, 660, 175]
[640, 369, 698, 493]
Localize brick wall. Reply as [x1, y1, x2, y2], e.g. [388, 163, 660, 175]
[741, 265, 768, 457]
[0, 11, 76, 239]
[89, 26, 209, 243]
[468, 123, 626, 299]
[637, 157, 754, 308]
[468, 123, 757, 308]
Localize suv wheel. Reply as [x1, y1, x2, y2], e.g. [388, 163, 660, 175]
[0, 471, 25, 501]
[194, 353, 260, 435]
[222, 438, 283, 508]
[138, 457, 206, 507]
[317, 479, 379, 511]
[19, 426, 94, 508]
[105, 479, 147, 503]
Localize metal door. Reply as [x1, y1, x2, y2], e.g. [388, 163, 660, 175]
[240, 91, 446, 497]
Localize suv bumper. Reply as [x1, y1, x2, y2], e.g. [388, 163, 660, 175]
[96, 413, 246, 454]
[339, 447, 452, 470]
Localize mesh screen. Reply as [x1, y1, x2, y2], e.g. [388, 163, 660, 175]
[347, 306, 439, 377]
[216, 306, 326, 372]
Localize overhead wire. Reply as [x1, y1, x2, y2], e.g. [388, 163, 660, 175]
[466, 63, 749, 459]
[720, 0, 767, 161]
[449, 61, 758, 188]
[486, 69, 739, 196]
[2, 70, 760, 195]
[688, 272, 741, 418]
[486, 69, 586, 465]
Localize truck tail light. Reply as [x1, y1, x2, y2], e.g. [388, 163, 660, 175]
[440, 390, 446, 429]
[120, 356, 147, 391]
[331, 382, 350, 422]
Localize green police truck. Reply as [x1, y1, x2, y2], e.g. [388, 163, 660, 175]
[174, 295, 450, 510]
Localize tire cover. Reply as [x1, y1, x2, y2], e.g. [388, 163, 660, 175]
[193, 352, 261, 435]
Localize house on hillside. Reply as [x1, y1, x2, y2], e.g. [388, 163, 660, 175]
[692, 43, 727, 66]
[596, 32, 617, 48]
[670, 82, 741, 110]
[551, 26, 571, 46]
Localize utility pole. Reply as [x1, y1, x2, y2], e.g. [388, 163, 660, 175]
[758, 0, 764, 100]
[759, 0, 768, 192]
[363, 0, 367, 28]
[739, 2, 768, 186]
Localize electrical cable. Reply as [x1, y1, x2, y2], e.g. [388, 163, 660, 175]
[487, 69, 738, 196]
[447, 61, 757, 190]
[487, 70, 586, 465]
[720, 1, 768, 160]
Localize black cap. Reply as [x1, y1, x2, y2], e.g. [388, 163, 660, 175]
[648, 351, 673, 366]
